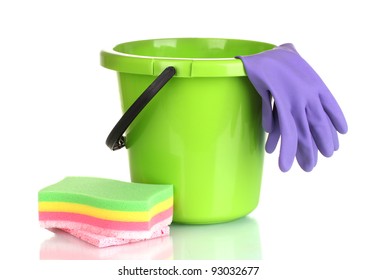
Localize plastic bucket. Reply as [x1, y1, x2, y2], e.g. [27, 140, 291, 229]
[101, 38, 275, 224]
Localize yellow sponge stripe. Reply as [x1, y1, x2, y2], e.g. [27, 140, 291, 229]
[38, 197, 173, 222]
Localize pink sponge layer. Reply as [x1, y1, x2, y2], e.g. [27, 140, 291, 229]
[62, 226, 170, 248]
[40, 217, 172, 240]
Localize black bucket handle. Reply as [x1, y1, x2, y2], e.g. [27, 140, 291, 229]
[106, 66, 176, 151]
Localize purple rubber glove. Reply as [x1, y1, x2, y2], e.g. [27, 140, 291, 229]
[238, 43, 348, 172]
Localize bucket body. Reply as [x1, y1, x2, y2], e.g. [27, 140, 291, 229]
[101, 38, 275, 224]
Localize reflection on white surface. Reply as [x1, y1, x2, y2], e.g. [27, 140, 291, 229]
[40, 229, 173, 260]
[40, 216, 260, 260]
[171, 216, 261, 260]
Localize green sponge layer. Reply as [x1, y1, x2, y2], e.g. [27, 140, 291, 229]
[38, 177, 173, 211]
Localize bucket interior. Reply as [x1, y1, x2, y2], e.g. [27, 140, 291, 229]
[113, 38, 274, 59]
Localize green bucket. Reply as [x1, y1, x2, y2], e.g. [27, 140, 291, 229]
[101, 38, 275, 224]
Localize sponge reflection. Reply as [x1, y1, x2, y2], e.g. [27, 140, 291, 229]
[40, 228, 173, 260]
[40, 216, 260, 260]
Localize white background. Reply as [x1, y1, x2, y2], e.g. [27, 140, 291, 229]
[1, 0, 375, 279]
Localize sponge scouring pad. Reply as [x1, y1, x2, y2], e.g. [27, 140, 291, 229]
[38, 177, 173, 247]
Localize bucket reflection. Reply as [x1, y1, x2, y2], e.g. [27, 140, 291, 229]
[171, 216, 261, 260]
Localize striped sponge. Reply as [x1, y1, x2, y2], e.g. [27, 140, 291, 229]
[38, 177, 173, 248]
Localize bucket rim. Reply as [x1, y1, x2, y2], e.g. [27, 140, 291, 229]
[100, 38, 275, 77]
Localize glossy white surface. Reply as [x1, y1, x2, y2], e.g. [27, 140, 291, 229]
[1, 0, 375, 279]
[39, 217, 261, 260]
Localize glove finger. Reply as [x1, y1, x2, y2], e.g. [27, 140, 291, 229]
[248, 81, 274, 132]
[319, 87, 348, 134]
[292, 106, 316, 172]
[261, 93, 274, 133]
[312, 137, 318, 167]
[265, 104, 280, 153]
[329, 115, 340, 151]
[277, 105, 298, 172]
[306, 103, 335, 157]
[297, 135, 318, 170]
[266, 131, 280, 154]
